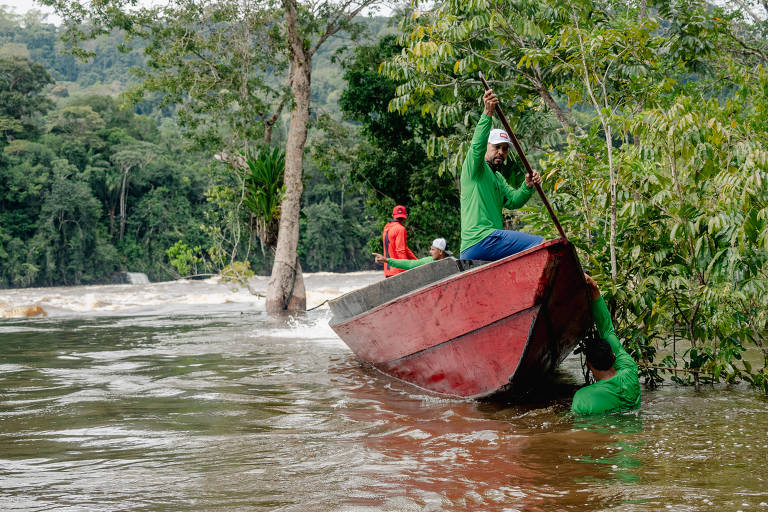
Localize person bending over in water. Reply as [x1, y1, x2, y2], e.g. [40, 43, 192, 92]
[571, 274, 641, 415]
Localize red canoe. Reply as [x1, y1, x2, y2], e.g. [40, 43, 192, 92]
[328, 239, 593, 400]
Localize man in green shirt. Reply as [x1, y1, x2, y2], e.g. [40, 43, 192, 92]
[373, 238, 452, 271]
[460, 88, 544, 260]
[571, 274, 641, 415]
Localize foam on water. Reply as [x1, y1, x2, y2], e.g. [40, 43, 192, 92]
[0, 271, 382, 318]
[258, 310, 346, 348]
[1, 279, 263, 316]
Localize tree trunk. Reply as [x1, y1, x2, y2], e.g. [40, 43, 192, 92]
[266, 0, 308, 313]
[605, 122, 617, 282]
[532, 70, 584, 136]
[574, 20, 617, 281]
[119, 166, 131, 241]
[264, 95, 287, 144]
[264, 121, 275, 145]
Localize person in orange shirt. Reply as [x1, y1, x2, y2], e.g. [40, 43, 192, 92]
[381, 205, 417, 277]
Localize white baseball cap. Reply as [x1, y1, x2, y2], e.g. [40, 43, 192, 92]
[488, 129, 510, 145]
[431, 238, 452, 255]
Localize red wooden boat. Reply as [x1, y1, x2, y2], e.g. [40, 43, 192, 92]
[328, 239, 593, 399]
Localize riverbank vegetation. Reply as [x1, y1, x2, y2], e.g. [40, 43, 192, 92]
[1, 1, 766, 389]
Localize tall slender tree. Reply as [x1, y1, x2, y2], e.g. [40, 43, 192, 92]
[110, 141, 158, 240]
[266, 0, 381, 313]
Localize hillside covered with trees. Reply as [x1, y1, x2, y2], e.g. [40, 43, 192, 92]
[0, 9, 443, 288]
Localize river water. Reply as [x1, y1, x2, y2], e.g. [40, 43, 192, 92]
[1, 273, 767, 511]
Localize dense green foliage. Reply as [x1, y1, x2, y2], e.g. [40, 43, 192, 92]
[244, 146, 285, 255]
[339, 34, 461, 255]
[0, 8, 144, 89]
[0, 63, 213, 284]
[298, 114, 377, 272]
[0, 12, 214, 285]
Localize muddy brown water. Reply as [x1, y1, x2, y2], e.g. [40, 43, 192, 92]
[1, 276, 767, 511]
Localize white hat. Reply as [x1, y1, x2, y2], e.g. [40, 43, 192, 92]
[431, 238, 452, 255]
[488, 128, 510, 145]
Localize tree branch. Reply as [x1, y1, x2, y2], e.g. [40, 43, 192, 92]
[730, 0, 763, 23]
[310, 0, 378, 57]
[724, 28, 768, 65]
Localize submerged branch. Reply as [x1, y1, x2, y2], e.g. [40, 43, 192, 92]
[638, 363, 711, 375]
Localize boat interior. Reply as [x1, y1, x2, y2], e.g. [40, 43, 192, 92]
[328, 257, 489, 325]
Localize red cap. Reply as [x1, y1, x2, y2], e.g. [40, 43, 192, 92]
[392, 205, 407, 219]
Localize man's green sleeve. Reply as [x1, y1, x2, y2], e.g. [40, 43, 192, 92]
[591, 297, 637, 373]
[461, 114, 492, 181]
[386, 256, 434, 270]
[496, 172, 534, 210]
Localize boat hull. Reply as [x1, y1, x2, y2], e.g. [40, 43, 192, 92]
[329, 240, 592, 399]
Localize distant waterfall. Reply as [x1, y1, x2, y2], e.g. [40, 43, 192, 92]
[124, 272, 150, 284]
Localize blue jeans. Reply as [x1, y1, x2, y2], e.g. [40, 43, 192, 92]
[460, 230, 544, 261]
